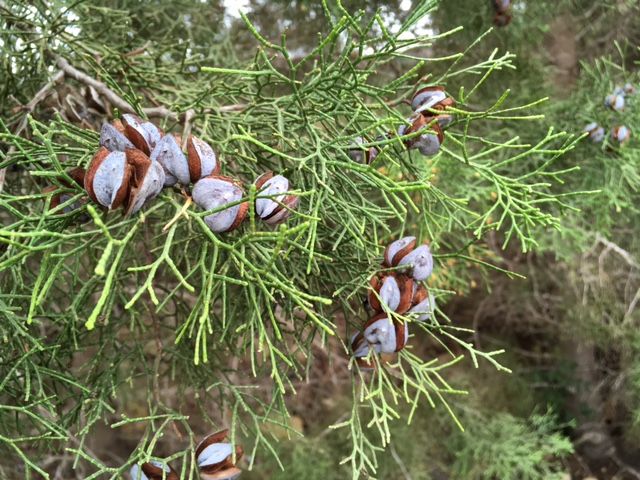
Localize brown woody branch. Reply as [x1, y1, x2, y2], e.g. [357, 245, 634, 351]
[55, 57, 245, 120]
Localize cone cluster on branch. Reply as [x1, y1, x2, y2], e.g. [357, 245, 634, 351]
[351, 236, 436, 370]
[583, 83, 635, 147]
[44, 114, 299, 231]
[346, 85, 454, 164]
[130, 430, 243, 480]
[400, 86, 455, 157]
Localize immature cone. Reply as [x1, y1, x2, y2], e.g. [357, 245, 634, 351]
[151, 134, 190, 186]
[398, 244, 434, 281]
[368, 273, 414, 314]
[187, 135, 220, 182]
[196, 430, 243, 480]
[401, 114, 444, 156]
[43, 167, 86, 214]
[411, 86, 454, 114]
[361, 313, 409, 354]
[382, 237, 434, 281]
[383, 236, 417, 267]
[100, 121, 134, 152]
[129, 461, 179, 480]
[254, 172, 299, 225]
[347, 136, 379, 164]
[192, 175, 248, 233]
[125, 148, 166, 215]
[604, 93, 625, 112]
[350, 331, 380, 370]
[84, 147, 132, 210]
[407, 284, 434, 322]
[610, 125, 631, 146]
[583, 122, 605, 143]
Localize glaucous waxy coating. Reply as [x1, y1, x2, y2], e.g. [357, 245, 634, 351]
[351, 332, 380, 358]
[192, 177, 246, 233]
[604, 93, 625, 112]
[142, 122, 162, 152]
[584, 122, 605, 143]
[363, 317, 396, 353]
[92, 151, 128, 209]
[363, 315, 409, 354]
[198, 443, 234, 467]
[414, 131, 441, 156]
[378, 276, 401, 312]
[583, 122, 598, 132]
[196, 430, 244, 480]
[151, 134, 190, 186]
[624, 82, 637, 95]
[399, 244, 433, 281]
[369, 273, 414, 314]
[255, 174, 288, 219]
[125, 149, 166, 215]
[412, 88, 447, 113]
[254, 172, 299, 225]
[100, 122, 134, 152]
[384, 236, 416, 266]
[408, 292, 435, 322]
[611, 125, 631, 145]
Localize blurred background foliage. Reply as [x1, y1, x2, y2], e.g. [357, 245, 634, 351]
[1, 0, 640, 478]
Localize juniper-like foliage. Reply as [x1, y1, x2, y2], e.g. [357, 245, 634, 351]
[0, 1, 584, 478]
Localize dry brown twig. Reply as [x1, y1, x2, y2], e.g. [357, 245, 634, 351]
[56, 57, 245, 119]
[0, 57, 245, 194]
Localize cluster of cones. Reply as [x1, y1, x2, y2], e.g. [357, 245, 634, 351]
[44, 114, 299, 231]
[350, 236, 436, 369]
[584, 82, 635, 147]
[130, 429, 242, 480]
[347, 85, 455, 164]
[399, 86, 455, 156]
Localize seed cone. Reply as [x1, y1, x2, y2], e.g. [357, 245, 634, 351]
[124, 148, 166, 216]
[196, 430, 244, 480]
[254, 171, 299, 225]
[192, 175, 249, 233]
[187, 135, 220, 182]
[84, 147, 132, 210]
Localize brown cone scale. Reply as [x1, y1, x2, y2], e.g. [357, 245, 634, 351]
[383, 237, 417, 267]
[124, 148, 151, 216]
[140, 462, 179, 480]
[122, 114, 150, 155]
